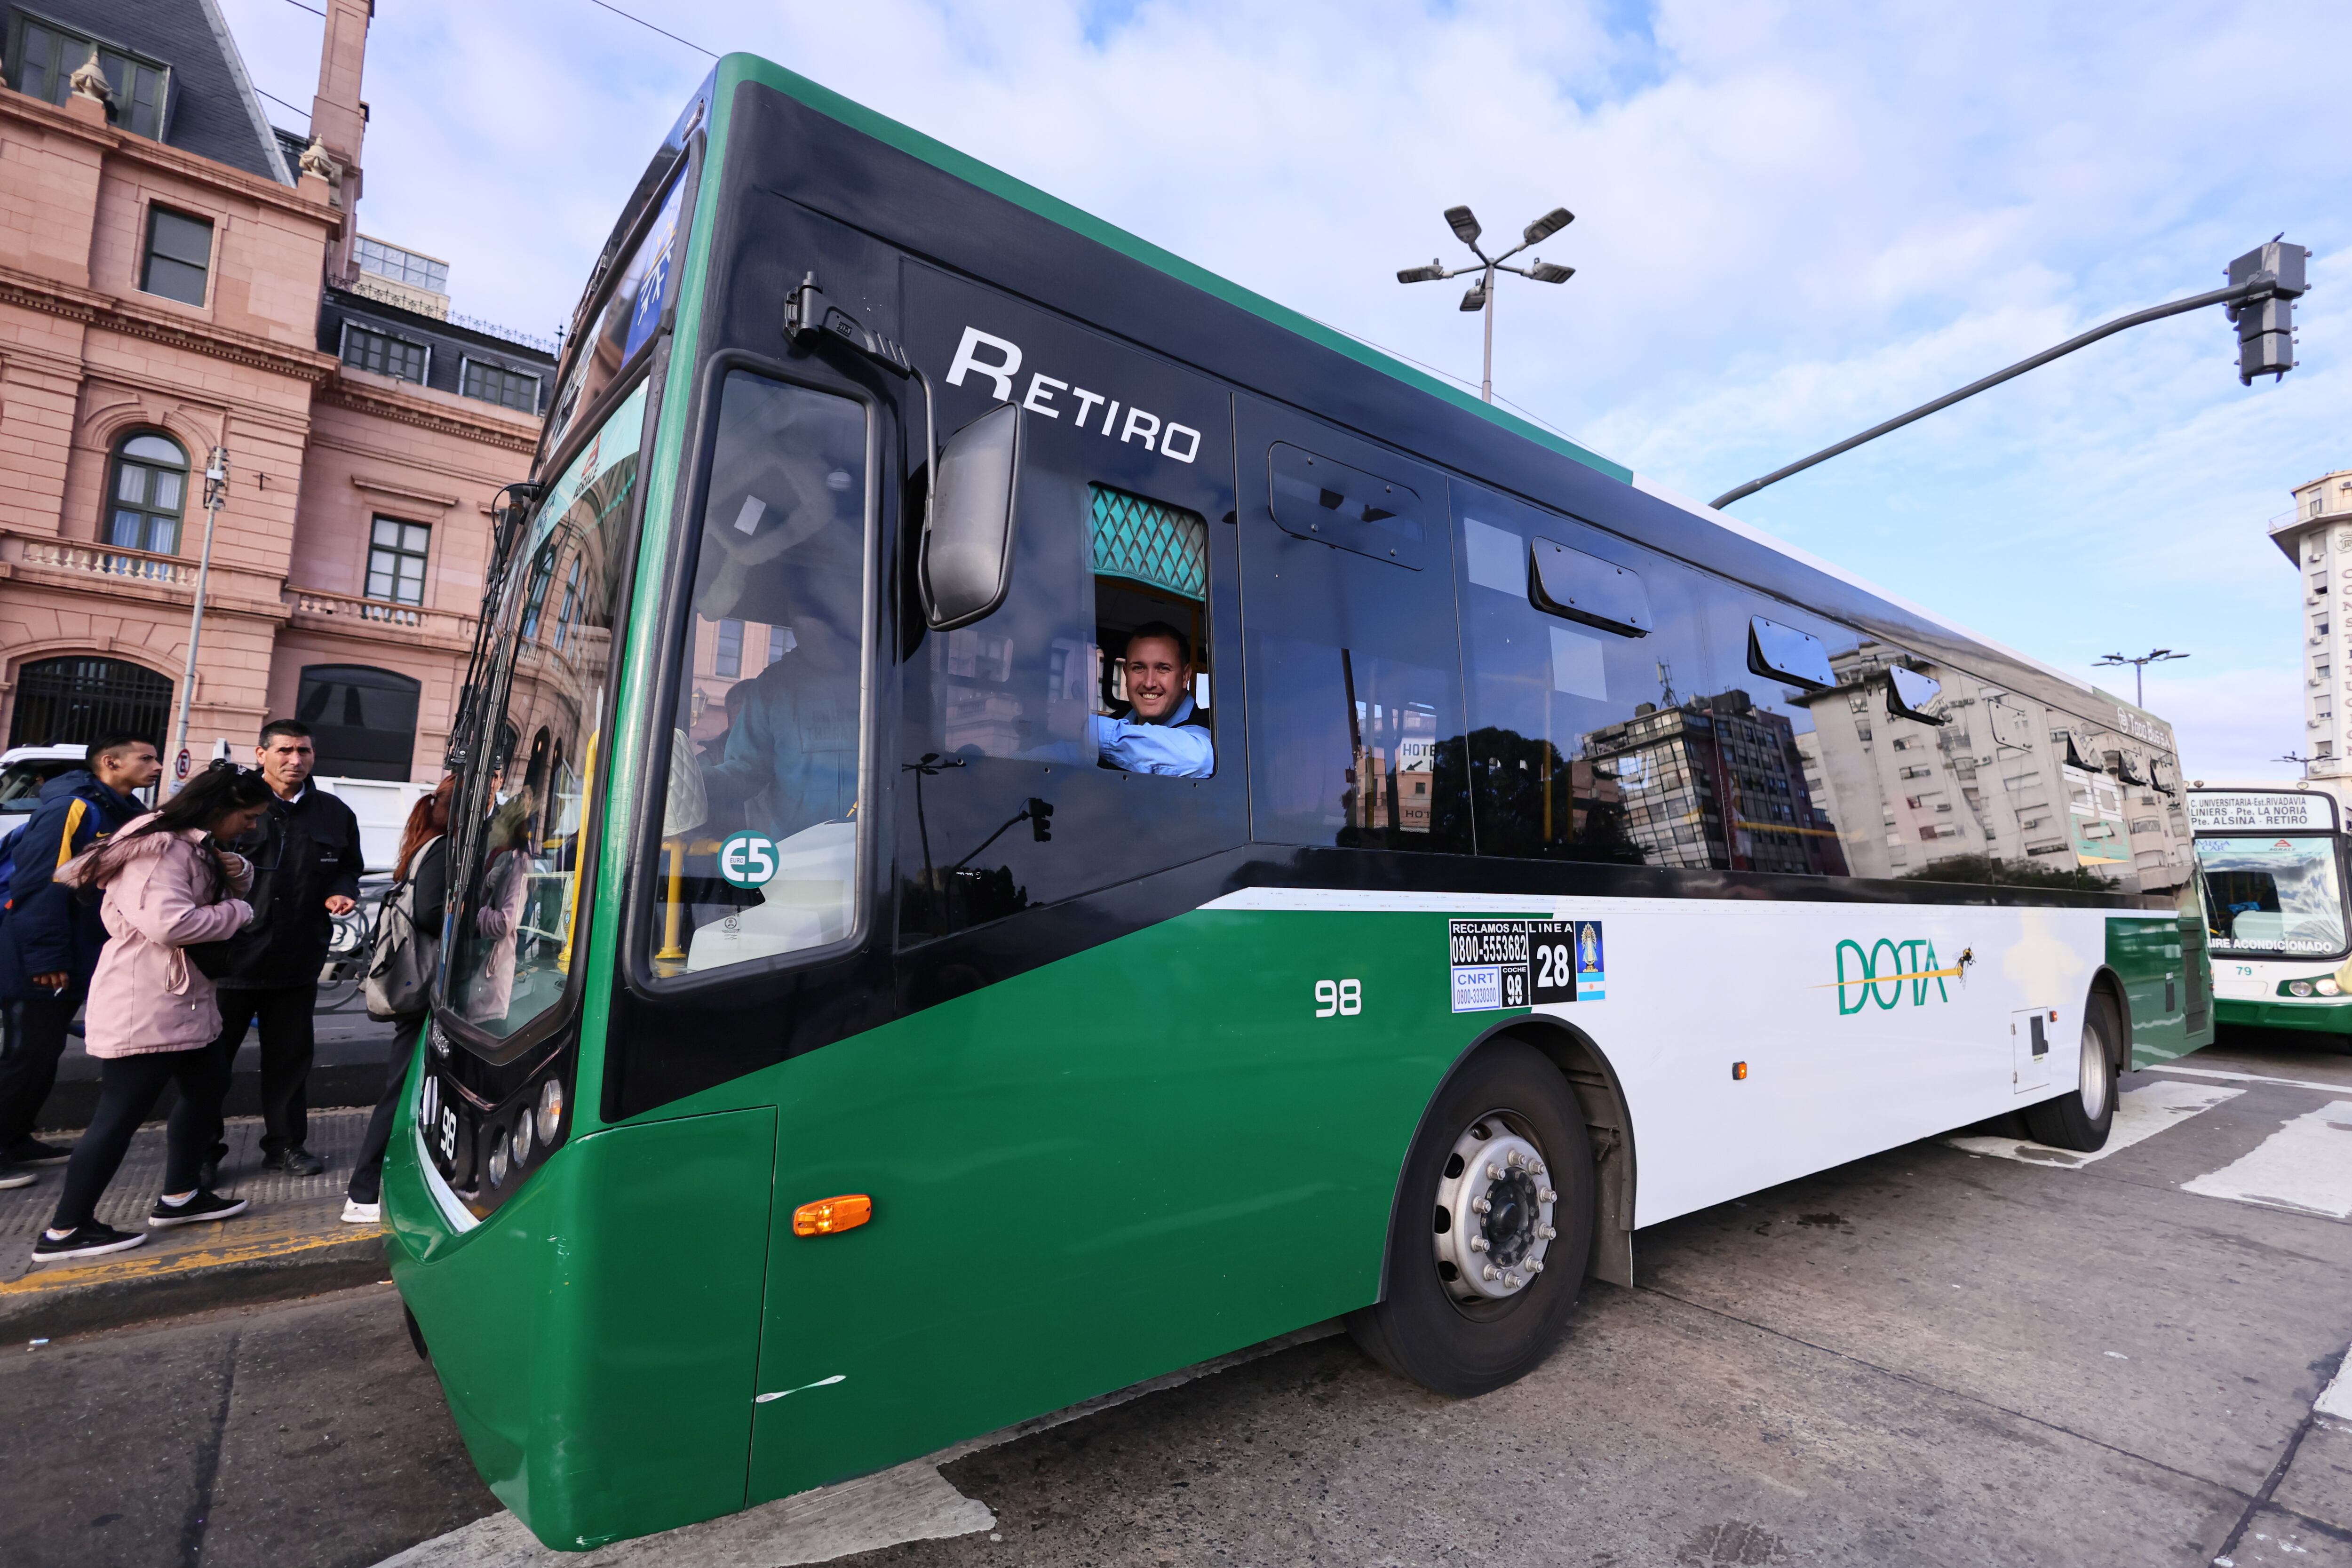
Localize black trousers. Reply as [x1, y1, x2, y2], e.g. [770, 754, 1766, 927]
[213, 985, 317, 1156]
[348, 1016, 424, 1206]
[50, 1044, 230, 1231]
[0, 989, 82, 1154]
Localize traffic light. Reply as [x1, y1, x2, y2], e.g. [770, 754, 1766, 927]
[1027, 797, 1054, 842]
[2226, 239, 2309, 384]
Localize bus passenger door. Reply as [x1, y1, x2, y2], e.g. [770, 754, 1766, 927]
[745, 269, 1268, 1504]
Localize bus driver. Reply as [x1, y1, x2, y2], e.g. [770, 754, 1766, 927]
[1091, 622, 1213, 778]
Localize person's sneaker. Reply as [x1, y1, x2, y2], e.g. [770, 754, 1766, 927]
[0, 1165, 36, 1190]
[4, 1138, 73, 1166]
[341, 1198, 381, 1225]
[31, 1222, 146, 1264]
[262, 1147, 326, 1177]
[149, 1190, 249, 1229]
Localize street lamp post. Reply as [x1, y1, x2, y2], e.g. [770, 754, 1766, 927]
[2094, 647, 2188, 709]
[167, 446, 228, 794]
[1397, 205, 1577, 403]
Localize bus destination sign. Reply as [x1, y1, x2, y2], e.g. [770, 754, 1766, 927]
[2187, 792, 2337, 834]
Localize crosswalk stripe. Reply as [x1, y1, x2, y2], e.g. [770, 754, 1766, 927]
[1947, 1079, 2246, 1168]
[2144, 1063, 2352, 1096]
[2181, 1100, 2352, 1219]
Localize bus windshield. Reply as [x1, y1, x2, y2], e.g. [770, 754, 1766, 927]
[444, 380, 649, 1040]
[2198, 834, 2350, 958]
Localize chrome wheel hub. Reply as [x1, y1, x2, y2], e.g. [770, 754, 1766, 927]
[2080, 1021, 2109, 1120]
[1433, 1114, 1557, 1301]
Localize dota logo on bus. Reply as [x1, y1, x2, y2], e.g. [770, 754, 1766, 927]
[1833, 937, 1962, 1015]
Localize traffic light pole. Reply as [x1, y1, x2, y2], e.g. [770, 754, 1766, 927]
[1708, 256, 2304, 511]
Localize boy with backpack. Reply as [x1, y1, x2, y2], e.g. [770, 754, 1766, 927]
[0, 733, 162, 1189]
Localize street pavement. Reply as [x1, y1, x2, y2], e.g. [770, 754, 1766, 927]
[8, 1035, 2352, 1567]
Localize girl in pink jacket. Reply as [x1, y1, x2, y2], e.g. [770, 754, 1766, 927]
[32, 763, 274, 1264]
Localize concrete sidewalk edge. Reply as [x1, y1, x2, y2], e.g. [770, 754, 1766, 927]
[0, 1229, 389, 1342]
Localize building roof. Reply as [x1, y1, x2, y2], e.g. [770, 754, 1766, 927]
[3, 0, 291, 182]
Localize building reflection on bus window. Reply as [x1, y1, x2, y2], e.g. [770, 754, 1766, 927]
[447, 383, 645, 1037]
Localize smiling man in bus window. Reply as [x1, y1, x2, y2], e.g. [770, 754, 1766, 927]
[1091, 623, 1213, 778]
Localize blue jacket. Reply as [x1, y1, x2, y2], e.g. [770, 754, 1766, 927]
[0, 770, 143, 1001]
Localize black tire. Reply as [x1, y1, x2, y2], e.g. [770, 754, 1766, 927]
[2024, 990, 2121, 1152]
[1346, 1039, 1595, 1397]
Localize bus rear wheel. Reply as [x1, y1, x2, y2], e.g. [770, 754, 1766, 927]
[2025, 991, 2122, 1152]
[1347, 1040, 1595, 1397]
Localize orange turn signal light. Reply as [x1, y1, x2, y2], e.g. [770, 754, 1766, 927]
[792, 1194, 872, 1238]
[1732, 1061, 1748, 1081]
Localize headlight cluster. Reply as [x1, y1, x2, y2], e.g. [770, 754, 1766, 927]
[2283, 978, 2343, 998]
[486, 1076, 567, 1189]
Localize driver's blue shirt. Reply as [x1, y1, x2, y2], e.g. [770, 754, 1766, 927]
[1090, 694, 1214, 778]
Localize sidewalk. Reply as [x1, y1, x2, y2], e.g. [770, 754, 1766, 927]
[0, 1107, 388, 1342]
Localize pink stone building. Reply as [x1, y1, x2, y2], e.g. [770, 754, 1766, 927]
[0, 0, 552, 781]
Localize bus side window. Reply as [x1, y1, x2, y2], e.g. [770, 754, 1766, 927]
[1450, 481, 1708, 864]
[1090, 484, 1214, 778]
[1653, 588, 1856, 877]
[1238, 406, 1466, 852]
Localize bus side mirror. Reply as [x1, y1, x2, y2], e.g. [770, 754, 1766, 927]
[922, 403, 1023, 631]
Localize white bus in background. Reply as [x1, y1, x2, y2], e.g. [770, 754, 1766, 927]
[2190, 781, 2352, 1039]
[314, 775, 436, 873]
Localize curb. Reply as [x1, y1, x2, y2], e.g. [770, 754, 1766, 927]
[34, 1063, 387, 1134]
[0, 1226, 390, 1342]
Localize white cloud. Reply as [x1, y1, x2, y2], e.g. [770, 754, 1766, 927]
[214, 0, 2352, 757]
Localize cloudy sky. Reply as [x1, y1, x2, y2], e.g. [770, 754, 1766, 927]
[218, 0, 2351, 780]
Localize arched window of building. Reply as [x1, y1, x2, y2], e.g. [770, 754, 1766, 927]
[107, 433, 189, 553]
[7, 656, 173, 748]
[296, 664, 422, 781]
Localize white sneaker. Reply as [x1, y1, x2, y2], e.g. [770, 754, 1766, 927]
[341, 1198, 381, 1225]
[0, 1166, 35, 1190]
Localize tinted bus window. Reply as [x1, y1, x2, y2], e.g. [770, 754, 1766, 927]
[1450, 481, 1708, 863]
[1238, 399, 1466, 851]
[643, 371, 872, 978]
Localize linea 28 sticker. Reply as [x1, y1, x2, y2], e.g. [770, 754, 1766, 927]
[1449, 918, 1605, 1012]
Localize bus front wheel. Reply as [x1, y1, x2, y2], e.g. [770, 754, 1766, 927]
[2024, 992, 2122, 1153]
[1347, 1041, 1595, 1398]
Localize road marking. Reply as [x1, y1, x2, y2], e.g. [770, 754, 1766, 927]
[2316, 1352, 2352, 1423]
[1947, 1079, 2245, 1167]
[2145, 1063, 2352, 1096]
[0, 1226, 373, 1297]
[371, 1459, 993, 1567]
[2182, 1101, 2352, 1218]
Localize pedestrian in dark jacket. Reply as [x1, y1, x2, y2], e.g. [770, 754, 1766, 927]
[207, 720, 364, 1178]
[0, 732, 160, 1189]
[344, 776, 452, 1224]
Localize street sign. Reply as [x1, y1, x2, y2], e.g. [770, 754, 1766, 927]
[175, 748, 191, 781]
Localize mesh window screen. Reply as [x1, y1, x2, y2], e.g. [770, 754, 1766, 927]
[1090, 485, 1207, 602]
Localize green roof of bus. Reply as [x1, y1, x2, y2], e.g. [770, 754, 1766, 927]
[720, 53, 1634, 486]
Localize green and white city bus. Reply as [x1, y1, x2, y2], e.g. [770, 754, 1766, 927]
[387, 55, 2212, 1549]
[2192, 781, 2352, 1035]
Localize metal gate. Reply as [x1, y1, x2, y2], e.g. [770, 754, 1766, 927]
[6, 656, 174, 748]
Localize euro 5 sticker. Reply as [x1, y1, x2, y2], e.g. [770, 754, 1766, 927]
[717, 831, 778, 888]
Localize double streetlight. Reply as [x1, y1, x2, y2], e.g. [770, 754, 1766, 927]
[1398, 204, 1575, 403]
[2095, 647, 2188, 709]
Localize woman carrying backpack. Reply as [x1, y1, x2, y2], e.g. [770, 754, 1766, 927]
[344, 776, 453, 1225]
[31, 762, 272, 1263]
